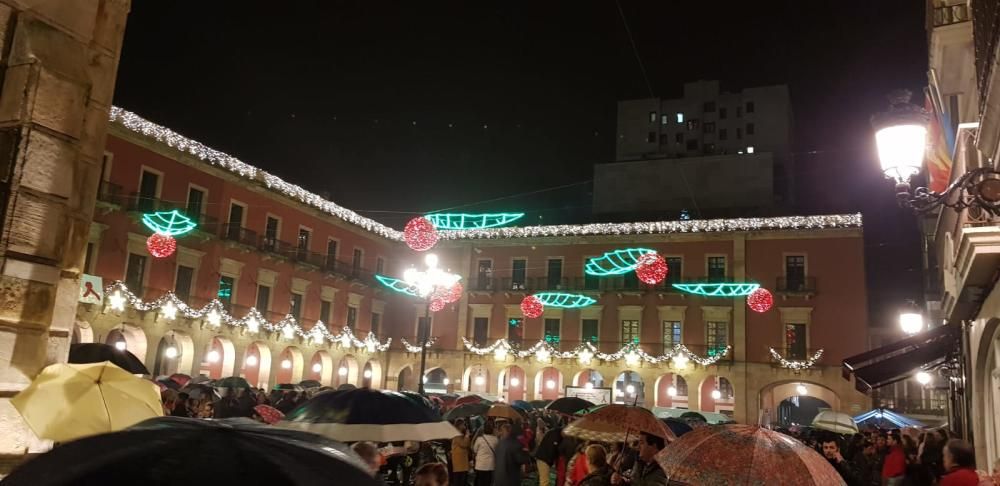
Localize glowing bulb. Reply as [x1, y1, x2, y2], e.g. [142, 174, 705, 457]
[403, 268, 419, 285]
[424, 253, 439, 268]
[338, 366, 348, 376]
[915, 371, 932, 385]
[546, 379, 556, 390]
[509, 377, 519, 387]
[161, 301, 177, 320]
[899, 312, 924, 335]
[114, 340, 126, 351]
[625, 384, 635, 394]
[109, 290, 125, 311]
[422, 376, 427, 384]
[363, 369, 373, 379]
[206, 350, 220, 363]
[667, 386, 677, 397]
[245, 355, 258, 367]
[312, 363, 322, 373]
[206, 309, 221, 327]
[672, 354, 689, 369]
[535, 349, 550, 363]
[280, 359, 291, 369]
[796, 384, 808, 396]
[584, 382, 594, 390]
[711, 389, 722, 400]
[578, 349, 593, 365]
[246, 317, 259, 334]
[475, 376, 485, 386]
[443, 378, 450, 385]
[165, 346, 178, 359]
[875, 124, 927, 183]
[283, 325, 295, 340]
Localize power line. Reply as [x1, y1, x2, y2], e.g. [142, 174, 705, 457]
[615, 0, 654, 98]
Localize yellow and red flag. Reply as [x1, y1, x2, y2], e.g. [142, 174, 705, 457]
[925, 92, 953, 193]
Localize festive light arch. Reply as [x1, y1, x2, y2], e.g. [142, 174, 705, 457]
[671, 282, 760, 297]
[424, 213, 524, 230]
[585, 248, 656, 276]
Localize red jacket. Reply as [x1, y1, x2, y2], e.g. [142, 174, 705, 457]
[881, 446, 906, 479]
[939, 467, 980, 486]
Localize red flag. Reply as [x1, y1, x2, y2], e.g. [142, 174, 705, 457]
[925, 93, 953, 193]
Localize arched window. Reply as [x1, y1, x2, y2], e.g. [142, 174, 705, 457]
[676, 376, 688, 397]
[719, 377, 734, 399]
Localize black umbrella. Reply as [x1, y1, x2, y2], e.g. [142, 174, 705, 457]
[180, 383, 218, 400]
[68, 343, 149, 375]
[299, 380, 322, 388]
[662, 418, 694, 437]
[2, 417, 380, 486]
[546, 396, 594, 415]
[279, 388, 458, 442]
[156, 378, 180, 391]
[336, 383, 357, 391]
[275, 383, 304, 391]
[444, 403, 491, 421]
[680, 411, 707, 423]
[530, 400, 551, 409]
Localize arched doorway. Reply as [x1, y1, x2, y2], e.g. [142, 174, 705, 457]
[573, 369, 605, 388]
[151, 332, 193, 377]
[397, 366, 413, 391]
[336, 355, 359, 386]
[613, 370, 645, 405]
[424, 367, 449, 393]
[463, 364, 490, 394]
[976, 319, 1000, 467]
[534, 367, 563, 400]
[201, 336, 236, 379]
[105, 324, 148, 365]
[275, 346, 304, 384]
[307, 350, 334, 385]
[497, 365, 523, 402]
[363, 360, 383, 389]
[241, 341, 272, 388]
[654, 373, 675, 407]
[699, 375, 735, 415]
[72, 320, 94, 345]
[759, 381, 841, 428]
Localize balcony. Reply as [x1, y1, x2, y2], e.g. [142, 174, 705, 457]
[775, 276, 817, 297]
[95, 181, 125, 207]
[929, 1, 970, 28]
[219, 223, 258, 247]
[126, 193, 185, 213]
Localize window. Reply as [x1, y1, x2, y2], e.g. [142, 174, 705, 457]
[718, 377, 734, 399]
[674, 133, 683, 143]
[476, 260, 493, 290]
[297, 228, 311, 255]
[623, 270, 640, 290]
[376, 257, 385, 275]
[508, 317, 523, 346]
[745, 101, 755, 113]
[706, 321, 729, 356]
[124, 253, 146, 291]
[264, 216, 280, 250]
[511, 259, 527, 290]
[290, 293, 303, 320]
[676, 112, 684, 123]
[84, 242, 96, 274]
[621, 320, 639, 344]
[703, 101, 716, 112]
[544, 318, 560, 344]
[704, 143, 715, 154]
[256, 285, 271, 311]
[703, 122, 715, 134]
[648, 111, 657, 123]
[186, 187, 205, 220]
[646, 132, 656, 143]
[582, 319, 599, 343]
[686, 139, 698, 151]
[326, 239, 338, 267]
[175, 265, 194, 301]
[719, 107, 727, 119]
[547, 258, 563, 289]
[736, 127, 743, 139]
[718, 128, 728, 141]
[660, 114, 668, 125]
[785, 323, 807, 359]
[218, 276, 234, 309]
[666, 257, 682, 284]
[371, 312, 381, 335]
[747, 146, 755, 154]
[352, 249, 363, 276]
[662, 321, 682, 349]
[686, 119, 699, 131]
[584, 262, 600, 291]
[226, 202, 244, 240]
[785, 255, 806, 290]
[746, 123, 755, 135]
[676, 375, 688, 396]
[736, 106, 742, 118]
[137, 170, 159, 212]
[473, 317, 489, 346]
[347, 306, 358, 329]
[320, 299, 332, 322]
[707, 256, 726, 280]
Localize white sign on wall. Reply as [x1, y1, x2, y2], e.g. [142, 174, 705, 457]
[565, 386, 612, 405]
[79, 274, 103, 304]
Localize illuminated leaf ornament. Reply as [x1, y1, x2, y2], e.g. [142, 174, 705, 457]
[635, 252, 668, 285]
[533, 292, 596, 308]
[672, 282, 760, 297]
[585, 248, 656, 276]
[747, 287, 774, 313]
[424, 212, 525, 230]
[375, 275, 420, 297]
[404, 217, 439, 251]
[520, 295, 544, 318]
[141, 210, 197, 259]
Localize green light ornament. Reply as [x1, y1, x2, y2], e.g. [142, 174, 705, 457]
[584, 248, 656, 276]
[424, 212, 525, 230]
[671, 282, 760, 297]
[375, 275, 419, 297]
[142, 210, 197, 237]
[533, 292, 596, 308]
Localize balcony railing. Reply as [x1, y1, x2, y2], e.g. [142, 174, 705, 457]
[931, 2, 970, 27]
[974, 0, 1000, 103]
[775, 276, 817, 295]
[96, 181, 124, 206]
[220, 223, 258, 247]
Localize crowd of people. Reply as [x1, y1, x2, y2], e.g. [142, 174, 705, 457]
[160, 386, 315, 423]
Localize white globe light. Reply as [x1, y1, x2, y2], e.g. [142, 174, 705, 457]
[245, 355, 258, 367]
[509, 377, 520, 387]
[474, 376, 485, 386]
[625, 384, 636, 394]
[312, 363, 322, 373]
[667, 386, 677, 397]
[584, 382, 594, 390]
[403, 268, 419, 285]
[915, 371, 932, 385]
[796, 384, 808, 396]
[363, 369, 373, 379]
[165, 346, 178, 359]
[443, 378, 450, 386]
[114, 340, 127, 351]
[281, 359, 292, 369]
[711, 389, 722, 400]
[338, 366, 348, 376]
[624, 351, 640, 367]
[546, 379, 556, 390]
[899, 312, 924, 335]
[424, 253, 439, 268]
[206, 350, 220, 363]
[875, 124, 927, 183]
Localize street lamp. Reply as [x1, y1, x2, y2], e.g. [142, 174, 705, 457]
[915, 371, 932, 385]
[873, 90, 1000, 214]
[400, 253, 461, 395]
[899, 303, 925, 335]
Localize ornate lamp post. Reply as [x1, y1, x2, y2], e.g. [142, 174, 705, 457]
[402, 254, 461, 394]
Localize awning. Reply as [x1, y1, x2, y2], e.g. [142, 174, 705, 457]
[841, 325, 959, 393]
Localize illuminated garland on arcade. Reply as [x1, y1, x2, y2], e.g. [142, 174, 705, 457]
[102, 281, 390, 351]
[462, 337, 729, 367]
[401, 337, 438, 353]
[769, 348, 824, 370]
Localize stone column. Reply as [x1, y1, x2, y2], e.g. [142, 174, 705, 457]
[0, 0, 130, 464]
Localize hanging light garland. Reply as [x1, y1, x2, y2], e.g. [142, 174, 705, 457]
[401, 337, 437, 353]
[461, 337, 729, 366]
[769, 348, 824, 370]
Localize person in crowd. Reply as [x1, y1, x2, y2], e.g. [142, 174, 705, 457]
[472, 421, 498, 486]
[170, 392, 191, 417]
[567, 441, 590, 486]
[821, 437, 862, 485]
[579, 444, 612, 486]
[451, 420, 471, 486]
[882, 431, 906, 485]
[352, 441, 382, 477]
[850, 438, 880, 486]
[535, 418, 548, 449]
[876, 433, 889, 456]
[557, 436, 579, 486]
[275, 391, 299, 414]
[415, 462, 449, 486]
[197, 400, 214, 418]
[494, 422, 530, 486]
[611, 433, 666, 486]
[939, 439, 979, 486]
[918, 432, 945, 480]
[533, 425, 563, 486]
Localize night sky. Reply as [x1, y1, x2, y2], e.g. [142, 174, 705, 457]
[112, 1, 929, 328]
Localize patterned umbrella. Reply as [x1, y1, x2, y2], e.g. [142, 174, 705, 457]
[563, 405, 675, 443]
[655, 424, 846, 485]
[811, 410, 858, 435]
[253, 405, 285, 425]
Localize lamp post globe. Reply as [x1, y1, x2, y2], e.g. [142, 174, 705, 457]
[899, 311, 924, 335]
[871, 90, 929, 187]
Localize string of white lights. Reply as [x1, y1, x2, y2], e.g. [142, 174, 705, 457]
[400, 338, 437, 353]
[103, 281, 390, 351]
[768, 348, 824, 370]
[462, 337, 730, 367]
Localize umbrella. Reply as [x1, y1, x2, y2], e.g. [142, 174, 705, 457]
[486, 404, 521, 420]
[275, 383, 304, 391]
[214, 376, 251, 389]
[563, 405, 675, 443]
[546, 396, 594, 415]
[680, 411, 707, 422]
[1, 417, 381, 486]
[299, 379, 322, 388]
[67, 343, 150, 375]
[156, 378, 180, 390]
[336, 383, 357, 391]
[11, 361, 163, 442]
[189, 375, 213, 385]
[811, 410, 859, 435]
[180, 383, 219, 400]
[530, 400, 551, 409]
[455, 394, 489, 406]
[511, 400, 533, 412]
[254, 404, 285, 425]
[655, 424, 846, 485]
[662, 418, 694, 437]
[169, 373, 192, 387]
[279, 388, 459, 442]
[574, 404, 608, 416]
[444, 403, 491, 421]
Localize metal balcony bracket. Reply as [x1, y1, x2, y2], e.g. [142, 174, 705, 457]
[899, 167, 1000, 215]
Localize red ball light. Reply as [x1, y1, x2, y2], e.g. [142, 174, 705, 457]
[520, 295, 544, 319]
[747, 288, 774, 313]
[635, 252, 668, 285]
[146, 233, 177, 258]
[444, 282, 464, 304]
[404, 217, 439, 251]
[429, 298, 446, 312]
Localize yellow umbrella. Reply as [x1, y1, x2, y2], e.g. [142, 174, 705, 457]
[12, 361, 163, 442]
